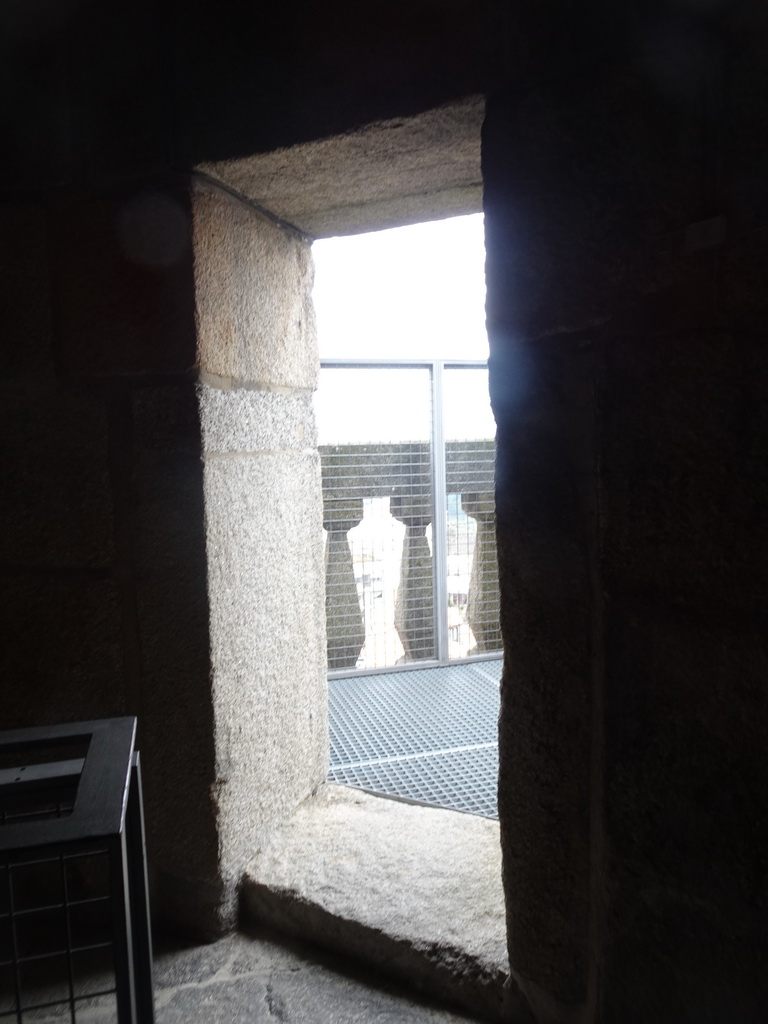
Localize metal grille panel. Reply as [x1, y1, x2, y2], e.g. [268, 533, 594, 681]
[317, 362, 502, 674]
[329, 660, 501, 819]
[0, 721, 154, 1024]
[0, 850, 119, 1022]
[318, 366, 435, 672]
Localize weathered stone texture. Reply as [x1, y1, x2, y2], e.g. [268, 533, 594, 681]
[486, 19, 768, 1021]
[152, 929, 486, 1024]
[3, 1, 768, 1015]
[490, 334, 595, 1007]
[191, 172, 325, 925]
[199, 384, 316, 454]
[242, 785, 530, 1024]
[198, 97, 484, 237]
[192, 189, 317, 388]
[193, 180, 327, 919]
[203, 450, 327, 893]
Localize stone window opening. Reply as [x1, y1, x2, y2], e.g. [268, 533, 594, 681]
[312, 215, 502, 819]
[313, 213, 498, 674]
[318, 356, 500, 673]
[190, 97, 514, 1021]
[318, 357, 503, 818]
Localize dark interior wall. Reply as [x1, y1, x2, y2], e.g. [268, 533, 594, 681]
[1, 1, 219, 932]
[0, 195, 222, 928]
[485, 3, 768, 1021]
[173, 0, 502, 163]
[1, 0, 767, 1019]
[0, 0, 501, 936]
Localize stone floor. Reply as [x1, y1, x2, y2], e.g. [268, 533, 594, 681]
[151, 927, 485, 1024]
[242, 786, 507, 1023]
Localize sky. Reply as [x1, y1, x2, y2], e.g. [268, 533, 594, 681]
[311, 214, 494, 444]
[311, 213, 489, 361]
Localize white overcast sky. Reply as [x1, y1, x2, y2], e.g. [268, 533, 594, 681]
[311, 213, 489, 360]
[311, 213, 494, 444]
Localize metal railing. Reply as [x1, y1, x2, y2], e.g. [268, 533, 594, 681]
[316, 361, 501, 677]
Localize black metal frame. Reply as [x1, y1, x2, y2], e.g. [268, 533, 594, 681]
[0, 719, 155, 1023]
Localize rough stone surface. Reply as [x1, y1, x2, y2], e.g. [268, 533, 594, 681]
[197, 96, 484, 238]
[14, 927, 488, 1022]
[484, 20, 768, 1022]
[203, 451, 327, 893]
[193, 177, 326, 928]
[462, 494, 501, 654]
[4, 3, 768, 1019]
[199, 383, 316, 454]
[192, 188, 317, 388]
[242, 785, 532, 1024]
[488, 333, 596, 1008]
[151, 929, 490, 1023]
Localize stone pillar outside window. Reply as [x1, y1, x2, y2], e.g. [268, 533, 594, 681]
[462, 492, 501, 653]
[391, 493, 435, 661]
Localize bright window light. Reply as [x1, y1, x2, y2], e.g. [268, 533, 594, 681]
[312, 214, 488, 361]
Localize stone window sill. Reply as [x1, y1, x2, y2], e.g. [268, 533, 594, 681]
[242, 783, 531, 1023]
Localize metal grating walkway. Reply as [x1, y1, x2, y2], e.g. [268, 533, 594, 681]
[328, 659, 502, 819]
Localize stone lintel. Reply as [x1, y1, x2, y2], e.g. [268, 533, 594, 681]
[197, 97, 484, 239]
